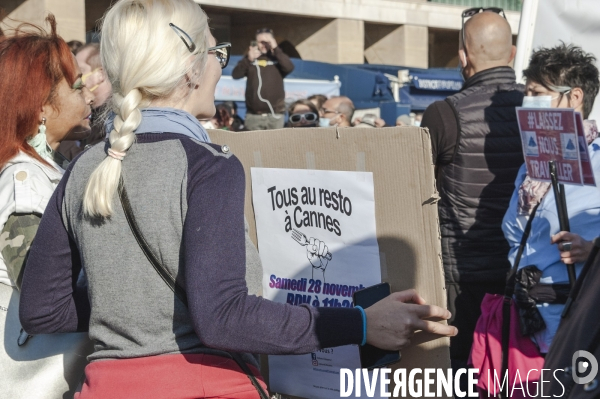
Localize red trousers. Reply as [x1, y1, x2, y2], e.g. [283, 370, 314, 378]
[75, 353, 268, 399]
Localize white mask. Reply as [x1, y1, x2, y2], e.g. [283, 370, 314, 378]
[522, 96, 552, 108]
[319, 118, 331, 127]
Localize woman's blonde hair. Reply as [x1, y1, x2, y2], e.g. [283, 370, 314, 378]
[83, 0, 209, 218]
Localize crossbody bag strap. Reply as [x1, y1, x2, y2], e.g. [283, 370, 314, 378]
[230, 352, 270, 399]
[500, 202, 540, 399]
[118, 178, 188, 307]
[505, 202, 540, 297]
[117, 177, 269, 399]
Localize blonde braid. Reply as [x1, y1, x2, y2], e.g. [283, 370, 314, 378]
[83, 89, 142, 217]
[82, 0, 209, 218]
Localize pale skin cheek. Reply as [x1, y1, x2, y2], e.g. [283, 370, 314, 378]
[196, 70, 220, 118]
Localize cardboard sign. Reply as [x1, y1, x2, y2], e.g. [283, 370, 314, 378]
[252, 168, 383, 398]
[209, 127, 451, 399]
[517, 108, 583, 185]
[575, 112, 597, 186]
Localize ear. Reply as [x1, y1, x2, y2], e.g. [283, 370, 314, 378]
[509, 45, 517, 64]
[96, 69, 106, 84]
[569, 87, 585, 111]
[459, 49, 468, 68]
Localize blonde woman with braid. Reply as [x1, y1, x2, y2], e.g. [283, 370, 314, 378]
[19, 0, 456, 397]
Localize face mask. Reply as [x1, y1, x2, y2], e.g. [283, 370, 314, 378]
[414, 120, 421, 127]
[522, 96, 552, 108]
[319, 118, 331, 127]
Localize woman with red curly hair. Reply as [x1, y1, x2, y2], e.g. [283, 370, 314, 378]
[0, 15, 94, 398]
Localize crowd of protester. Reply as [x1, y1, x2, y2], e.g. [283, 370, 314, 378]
[201, 92, 414, 132]
[0, 1, 599, 398]
[198, 26, 415, 133]
[0, 1, 455, 398]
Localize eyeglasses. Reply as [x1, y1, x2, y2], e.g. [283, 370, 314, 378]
[256, 28, 274, 35]
[169, 23, 231, 69]
[552, 90, 572, 105]
[208, 42, 231, 69]
[461, 7, 506, 56]
[82, 67, 102, 85]
[290, 112, 318, 124]
[322, 108, 340, 116]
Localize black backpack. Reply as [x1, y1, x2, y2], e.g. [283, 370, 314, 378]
[542, 237, 600, 398]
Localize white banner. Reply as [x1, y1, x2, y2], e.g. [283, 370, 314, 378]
[251, 168, 383, 399]
[215, 76, 341, 104]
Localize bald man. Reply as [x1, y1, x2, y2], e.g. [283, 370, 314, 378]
[321, 96, 355, 127]
[420, 10, 525, 368]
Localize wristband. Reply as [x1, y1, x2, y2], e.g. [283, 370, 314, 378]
[355, 306, 367, 346]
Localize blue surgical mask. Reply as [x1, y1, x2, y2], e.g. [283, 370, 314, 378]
[522, 96, 552, 108]
[319, 118, 331, 127]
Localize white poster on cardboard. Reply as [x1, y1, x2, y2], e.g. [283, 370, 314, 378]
[251, 167, 383, 399]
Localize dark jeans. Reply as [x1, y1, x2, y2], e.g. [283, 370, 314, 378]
[446, 281, 506, 361]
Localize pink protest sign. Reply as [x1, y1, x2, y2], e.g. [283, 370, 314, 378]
[575, 112, 597, 186]
[517, 108, 583, 186]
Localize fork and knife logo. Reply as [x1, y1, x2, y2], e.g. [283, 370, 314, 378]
[291, 229, 333, 282]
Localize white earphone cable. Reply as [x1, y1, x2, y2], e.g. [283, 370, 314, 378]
[254, 61, 282, 119]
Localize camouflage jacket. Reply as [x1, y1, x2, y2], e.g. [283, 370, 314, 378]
[0, 150, 67, 288]
[0, 214, 41, 290]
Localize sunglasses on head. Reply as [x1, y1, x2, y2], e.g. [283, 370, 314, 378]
[461, 7, 506, 55]
[290, 112, 318, 124]
[169, 23, 232, 69]
[256, 28, 274, 35]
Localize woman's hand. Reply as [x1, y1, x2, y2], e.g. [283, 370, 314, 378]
[551, 231, 594, 264]
[364, 289, 457, 351]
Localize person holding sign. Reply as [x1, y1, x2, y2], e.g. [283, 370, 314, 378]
[17, 1, 457, 397]
[502, 44, 600, 354]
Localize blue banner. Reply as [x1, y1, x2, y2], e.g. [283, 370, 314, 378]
[215, 76, 341, 103]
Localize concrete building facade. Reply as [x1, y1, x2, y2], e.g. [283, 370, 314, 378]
[2, 0, 520, 68]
